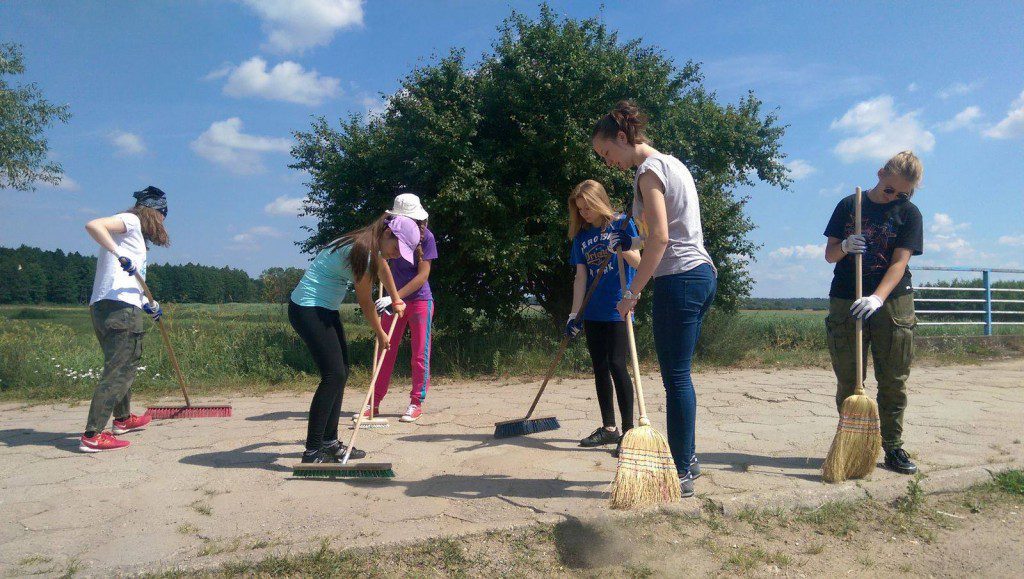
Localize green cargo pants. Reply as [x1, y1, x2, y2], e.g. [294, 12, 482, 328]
[825, 292, 917, 451]
[85, 299, 146, 433]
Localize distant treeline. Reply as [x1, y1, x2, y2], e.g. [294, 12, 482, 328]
[742, 298, 829, 310]
[0, 245, 316, 304]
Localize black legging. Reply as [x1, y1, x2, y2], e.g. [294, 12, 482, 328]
[583, 320, 634, 432]
[288, 301, 350, 451]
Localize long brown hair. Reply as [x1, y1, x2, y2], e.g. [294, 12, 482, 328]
[125, 206, 170, 247]
[568, 180, 617, 239]
[326, 214, 391, 283]
[592, 100, 649, 145]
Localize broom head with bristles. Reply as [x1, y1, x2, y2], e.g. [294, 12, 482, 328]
[292, 462, 395, 479]
[351, 418, 389, 430]
[822, 392, 882, 482]
[610, 423, 682, 509]
[493, 416, 560, 439]
[145, 405, 232, 419]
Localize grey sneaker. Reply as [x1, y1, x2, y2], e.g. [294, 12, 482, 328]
[689, 455, 701, 479]
[679, 472, 695, 498]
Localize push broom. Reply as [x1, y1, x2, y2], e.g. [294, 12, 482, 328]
[493, 249, 617, 439]
[822, 187, 882, 482]
[350, 282, 390, 429]
[116, 254, 231, 419]
[293, 312, 399, 478]
[609, 229, 680, 509]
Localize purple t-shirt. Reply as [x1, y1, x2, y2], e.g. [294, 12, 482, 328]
[389, 227, 437, 302]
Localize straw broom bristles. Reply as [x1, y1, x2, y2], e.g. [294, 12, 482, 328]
[821, 391, 882, 482]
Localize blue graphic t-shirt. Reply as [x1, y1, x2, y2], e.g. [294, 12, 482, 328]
[570, 215, 639, 322]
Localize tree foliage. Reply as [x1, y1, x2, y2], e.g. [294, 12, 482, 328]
[292, 5, 790, 328]
[0, 43, 71, 191]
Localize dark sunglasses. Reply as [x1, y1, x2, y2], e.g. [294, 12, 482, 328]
[884, 186, 912, 199]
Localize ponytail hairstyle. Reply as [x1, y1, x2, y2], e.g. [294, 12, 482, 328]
[592, 100, 649, 145]
[325, 214, 392, 284]
[124, 206, 170, 247]
[568, 180, 617, 239]
[413, 219, 426, 262]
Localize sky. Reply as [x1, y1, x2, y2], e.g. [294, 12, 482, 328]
[2, 0, 1023, 297]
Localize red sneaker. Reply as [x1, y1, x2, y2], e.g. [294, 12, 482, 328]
[351, 405, 381, 421]
[400, 404, 422, 423]
[79, 432, 131, 453]
[112, 413, 152, 435]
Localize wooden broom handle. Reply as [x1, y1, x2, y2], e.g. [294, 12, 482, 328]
[617, 248, 648, 424]
[523, 248, 616, 419]
[343, 311, 399, 464]
[117, 256, 192, 407]
[854, 187, 864, 395]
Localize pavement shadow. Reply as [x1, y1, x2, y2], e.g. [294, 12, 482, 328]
[314, 473, 608, 499]
[245, 411, 307, 422]
[179, 441, 299, 473]
[397, 432, 609, 454]
[0, 429, 81, 453]
[699, 452, 824, 482]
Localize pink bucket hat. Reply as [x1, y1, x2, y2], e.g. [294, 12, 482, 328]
[387, 215, 421, 265]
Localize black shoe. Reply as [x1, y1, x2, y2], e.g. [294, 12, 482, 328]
[884, 447, 918, 475]
[580, 427, 620, 448]
[301, 448, 340, 464]
[612, 436, 623, 458]
[322, 440, 366, 460]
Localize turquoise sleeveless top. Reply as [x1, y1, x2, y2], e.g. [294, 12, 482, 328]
[290, 245, 355, 310]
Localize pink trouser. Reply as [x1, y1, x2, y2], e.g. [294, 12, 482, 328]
[374, 300, 433, 406]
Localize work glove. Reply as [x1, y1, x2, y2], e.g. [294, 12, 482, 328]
[607, 229, 643, 252]
[850, 295, 883, 320]
[563, 313, 583, 339]
[841, 234, 866, 255]
[142, 301, 162, 321]
[374, 295, 394, 316]
[118, 256, 138, 276]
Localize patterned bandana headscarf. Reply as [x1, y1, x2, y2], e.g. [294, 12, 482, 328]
[133, 186, 168, 216]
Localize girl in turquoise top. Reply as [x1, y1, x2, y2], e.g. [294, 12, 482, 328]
[288, 214, 420, 464]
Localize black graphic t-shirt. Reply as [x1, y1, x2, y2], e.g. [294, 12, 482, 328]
[823, 192, 923, 300]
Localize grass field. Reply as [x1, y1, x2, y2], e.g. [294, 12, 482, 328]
[1, 303, 1020, 403]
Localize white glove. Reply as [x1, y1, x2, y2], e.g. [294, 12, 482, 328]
[841, 234, 866, 254]
[850, 295, 883, 319]
[374, 295, 393, 316]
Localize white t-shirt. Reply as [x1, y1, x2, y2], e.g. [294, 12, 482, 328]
[633, 153, 716, 279]
[89, 213, 148, 308]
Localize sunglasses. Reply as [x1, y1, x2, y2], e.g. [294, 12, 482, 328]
[884, 186, 912, 199]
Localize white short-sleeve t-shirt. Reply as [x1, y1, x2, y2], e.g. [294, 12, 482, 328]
[632, 153, 716, 279]
[89, 213, 148, 308]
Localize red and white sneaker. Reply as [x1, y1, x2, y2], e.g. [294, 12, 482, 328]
[79, 432, 131, 453]
[111, 413, 152, 435]
[400, 404, 422, 423]
[351, 405, 380, 421]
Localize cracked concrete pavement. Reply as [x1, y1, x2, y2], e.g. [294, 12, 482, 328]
[1, 360, 1022, 576]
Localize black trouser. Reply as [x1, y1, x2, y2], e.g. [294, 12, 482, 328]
[288, 301, 350, 451]
[583, 320, 634, 432]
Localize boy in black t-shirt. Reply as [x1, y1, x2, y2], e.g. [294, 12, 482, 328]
[823, 151, 924, 475]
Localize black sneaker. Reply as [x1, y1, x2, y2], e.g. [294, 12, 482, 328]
[301, 448, 340, 464]
[689, 455, 701, 479]
[322, 440, 366, 460]
[612, 436, 623, 458]
[679, 472, 695, 498]
[884, 447, 918, 475]
[580, 427, 620, 447]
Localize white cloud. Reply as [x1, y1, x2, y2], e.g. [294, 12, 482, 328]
[937, 81, 982, 100]
[998, 234, 1024, 247]
[936, 106, 982, 132]
[241, 0, 364, 54]
[984, 90, 1024, 139]
[818, 182, 847, 198]
[906, 82, 918, 93]
[361, 94, 388, 119]
[830, 95, 935, 163]
[264, 195, 305, 216]
[230, 226, 283, 250]
[39, 176, 80, 192]
[769, 244, 823, 260]
[926, 213, 978, 260]
[785, 159, 816, 180]
[190, 118, 292, 175]
[109, 131, 146, 156]
[217, 57, 340, 106]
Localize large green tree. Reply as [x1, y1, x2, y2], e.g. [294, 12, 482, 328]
[292, 5, 790, 328]
[0, 43, 71, 191]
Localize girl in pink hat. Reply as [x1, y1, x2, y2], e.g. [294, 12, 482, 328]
[360, 193, 438, 423]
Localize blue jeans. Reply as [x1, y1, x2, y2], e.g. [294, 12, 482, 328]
[652, 264, 716, 476]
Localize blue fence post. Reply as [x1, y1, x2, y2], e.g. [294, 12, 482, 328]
[983, 269, 992, 336]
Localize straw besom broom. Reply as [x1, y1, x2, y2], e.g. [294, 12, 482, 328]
[822, 187, 882, 482]
[610, 235, 680, 509]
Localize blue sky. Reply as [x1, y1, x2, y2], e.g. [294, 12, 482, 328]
[2, 1, 1022, 297]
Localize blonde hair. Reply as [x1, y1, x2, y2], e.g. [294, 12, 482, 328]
[882, 150, 923, 192]
[568, 180, 617, 239]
